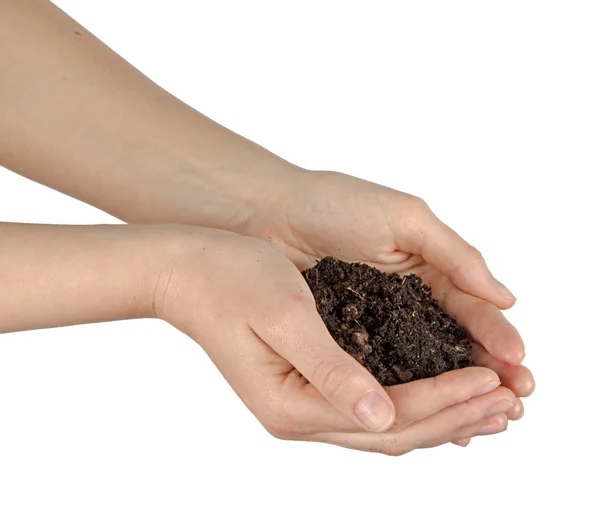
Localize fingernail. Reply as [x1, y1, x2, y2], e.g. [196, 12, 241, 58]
[477, 421, 507, 435]
[492, 277, 516, 301]
[485, 400, 514, 417]
[474, 378, 501, 397]
[355, 392, 394, 432]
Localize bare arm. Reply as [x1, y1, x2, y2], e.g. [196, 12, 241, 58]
[0, 222, 164, 333]
[0, 0, 286, 227]
[0, 1, 533, 427]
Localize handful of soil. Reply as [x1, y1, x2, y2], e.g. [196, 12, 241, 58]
[302, 257, 473, 386]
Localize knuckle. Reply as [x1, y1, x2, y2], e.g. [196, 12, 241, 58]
[263, 421, 293, 440]
[449, 244, 485, 282]
[275, 292, 314, 320]
[261, 402, 297, 440]
[405, 194, 430, 213]
[466, 244, 484, 262]
[397, 195, 431, 241]
[313, 359, 355, 400]
[262, 291, 315, 330]
[376, 436, 410, 457]
[264, 419, 294, 441]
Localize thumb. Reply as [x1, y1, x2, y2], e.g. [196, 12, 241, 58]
[251, 294, 396, 432]
[397, 198, 516, 309]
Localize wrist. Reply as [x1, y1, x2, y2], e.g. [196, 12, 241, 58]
[148, 225, 268, 332]
[149, 224, 225, 327]
[120, 148, 299, 233]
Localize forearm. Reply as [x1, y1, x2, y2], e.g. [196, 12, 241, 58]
[0, 0, 289, 226]
[0, 222, 164, 333]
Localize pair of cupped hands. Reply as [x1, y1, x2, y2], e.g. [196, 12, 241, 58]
[152, 166, 534, 456]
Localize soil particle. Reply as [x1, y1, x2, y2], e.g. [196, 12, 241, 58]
[303, 257, 474, 385]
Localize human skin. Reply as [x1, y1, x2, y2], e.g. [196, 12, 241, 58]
[0, 223, 514, 454]
[0, 1, 534, 448]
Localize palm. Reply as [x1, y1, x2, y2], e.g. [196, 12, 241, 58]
[248, 170, 534, 407]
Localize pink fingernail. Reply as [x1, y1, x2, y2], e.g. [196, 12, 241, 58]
[355, 392, 394, 432]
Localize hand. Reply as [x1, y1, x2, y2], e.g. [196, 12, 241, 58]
[230, 168, 535, 434]
[153, 226, 518, 454]
[0, 0, 529, 449]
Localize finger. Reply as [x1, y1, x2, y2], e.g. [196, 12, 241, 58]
[275, 368, 366, 434]
[408, 388, 514, 449]
[308, 386, 515, 455]
[454, 413, 509, 440]
[278, 359, 518, 435]
[266, 369, 523, 436]
[386, 366, 501, 428]
[397, 200, 516, 309]
[472, 342, 535, 396]
[202, 320, 363, 436]
[453, 438, 471, 447]
[441, 286, 525, 365]
[453, 409, 516, 446]
[270, 356, 523, 438]
[507, 398, 525, 421]
[272, 364, 509, 435]
[251, 293, 396, 432]
[288, 365, 516, 435]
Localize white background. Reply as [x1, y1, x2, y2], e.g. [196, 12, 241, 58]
[1, 1, 598, 518]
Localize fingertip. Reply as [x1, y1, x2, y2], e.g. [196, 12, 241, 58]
[472, 343, 534, 399]
[507, 398, 525, 421]
[480, 278, 517, 310]
[453, 258, 516, 310]
[494, 296, 517, 311]
[432, 366, 501, 397]
[492, 412, 509, 429]
[354, 390, 396, 432]
[461, 365, 501, 387]
[482, 270, 516, 305]
[514, 368, 536, 397]
[465, 264, 516, 311]
[504, 349, 526, 366]
[476, 413, 509, 435]
[495, 325, 526, 365]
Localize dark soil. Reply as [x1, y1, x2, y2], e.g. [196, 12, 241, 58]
[303, 257, 473, 386]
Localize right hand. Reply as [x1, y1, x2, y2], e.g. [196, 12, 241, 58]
[152, 226, 517, 455]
